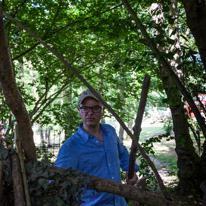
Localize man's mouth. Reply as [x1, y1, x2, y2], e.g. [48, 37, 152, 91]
[86, 118, 95, 121]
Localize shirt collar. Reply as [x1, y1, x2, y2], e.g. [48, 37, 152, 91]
[77, 123, 89, 144]
[77, 123, 109, 144]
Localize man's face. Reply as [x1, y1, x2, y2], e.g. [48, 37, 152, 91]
[78, 97, 104, 128]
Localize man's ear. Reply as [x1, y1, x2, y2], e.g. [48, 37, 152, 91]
[78, 107, 81, 116]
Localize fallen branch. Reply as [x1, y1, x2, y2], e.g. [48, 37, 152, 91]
[52, 167, 174, 206]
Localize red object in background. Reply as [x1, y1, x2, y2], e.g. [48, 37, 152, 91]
[186, 94, 206, 118]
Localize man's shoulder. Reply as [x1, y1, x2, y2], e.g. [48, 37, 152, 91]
[63, 131, 80, 146]
[101, 123, 112, 128]
[101, 123, 116, 132]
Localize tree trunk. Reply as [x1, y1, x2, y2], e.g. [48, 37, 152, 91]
[119, 126, 124, 142]
[63, 87, 73, 139]
[181, 0, 206, 70]
[40, 126, 44, 147]
[45, 128, 51, 147]
[150, 1, 203, 193]
[0, 7, 36, 162]
[160, 66, 202, 194]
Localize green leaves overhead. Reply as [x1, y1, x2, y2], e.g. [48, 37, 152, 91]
[1, 0, 205, 138]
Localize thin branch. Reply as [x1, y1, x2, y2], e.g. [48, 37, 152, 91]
[10, 0, 28, 18]
[12, 0, 63, 61]
[12, 3, 122, 60]
[128, 74, 150, 179]
[31, 83, 69, 124]
[12, 42, 39, 61]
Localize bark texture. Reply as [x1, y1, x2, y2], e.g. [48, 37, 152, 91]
[0, 7, 36, 161]
[181, 0, 206, 70]
[89, 175, 174, 206]
[52, 167, 174, 206]
[160, 66, 202, 194]
[11, 154, 25, 206]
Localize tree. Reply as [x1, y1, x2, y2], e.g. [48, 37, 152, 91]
[0, 0, 206, 203]
[149, 0, 202, 194]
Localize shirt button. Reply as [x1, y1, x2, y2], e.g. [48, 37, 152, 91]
[96, 140, 98, 143]
[108, 163, 111, 166]
[112, 177, 114, 179]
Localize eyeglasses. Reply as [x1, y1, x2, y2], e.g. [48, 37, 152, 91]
[79, 106, 102, 113]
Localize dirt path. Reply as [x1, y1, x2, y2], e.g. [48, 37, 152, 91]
[123, 127, 178, 187]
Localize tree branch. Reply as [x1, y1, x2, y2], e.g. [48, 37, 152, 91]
[128, 74, 150, 179]
[31, 82, 69, 124]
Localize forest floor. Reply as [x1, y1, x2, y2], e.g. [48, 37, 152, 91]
[124, 118, 204, 206]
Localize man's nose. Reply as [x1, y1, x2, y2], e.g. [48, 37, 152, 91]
[87, 107, 94, 114]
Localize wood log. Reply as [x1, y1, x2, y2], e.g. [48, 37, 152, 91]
[51, 167, 174, 206]
[90, 175, 174, 206]
[11, 154, 25, 206]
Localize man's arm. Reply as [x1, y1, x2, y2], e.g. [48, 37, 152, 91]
[117, 137, 139, 171]
[116, 137, 139, 185]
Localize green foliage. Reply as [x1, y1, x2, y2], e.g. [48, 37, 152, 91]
[162, 116, 173, 134]
[1, 0, 168, 138]
[36, 146, 55, 163]
[137, 134, 175, 191]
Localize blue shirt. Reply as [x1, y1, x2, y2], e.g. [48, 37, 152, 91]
[55, 123, 139, 206]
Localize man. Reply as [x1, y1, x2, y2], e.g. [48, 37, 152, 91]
[55, 89, 139, 206]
